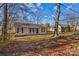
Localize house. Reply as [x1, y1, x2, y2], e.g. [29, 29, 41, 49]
[14, 22, 48, 35]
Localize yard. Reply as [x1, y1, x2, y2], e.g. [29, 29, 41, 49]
[0, 32, 79, 56]
[14, 32, 74, 41]
[14, 34, 53, 42]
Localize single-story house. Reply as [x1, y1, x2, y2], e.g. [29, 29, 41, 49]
[14, 23, 48, 35]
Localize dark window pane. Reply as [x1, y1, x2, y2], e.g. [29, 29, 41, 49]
[29, 28, 31, 33]
[22, 27, 24, 33]
[17, 28, 19, 33]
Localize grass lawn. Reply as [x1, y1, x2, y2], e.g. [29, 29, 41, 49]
[0, 32, 79, 56]
[14, 34, 53, 42]
[14, 32, 75, 42]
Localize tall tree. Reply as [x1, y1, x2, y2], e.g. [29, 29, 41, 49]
[54, 3, 60, 37]
[2, 3, 8, 40]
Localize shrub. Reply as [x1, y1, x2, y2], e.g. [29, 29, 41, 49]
[0, 29, 15, 52]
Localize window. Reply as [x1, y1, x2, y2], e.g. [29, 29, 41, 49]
[17, 27, 24, 33]
[29, 28, 31, 33]
[17, 28, 19, 33]
[22, 27, 24, 33]
[29, 28, 35, 33]
[41, 28, 45, 32]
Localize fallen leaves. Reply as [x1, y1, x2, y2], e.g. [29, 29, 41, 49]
[0, 32, 79, 56]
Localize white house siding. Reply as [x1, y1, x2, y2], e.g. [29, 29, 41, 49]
[38, 28, 41, 34]
[23, 27, 28, 34]
[34, 28, 37, 34]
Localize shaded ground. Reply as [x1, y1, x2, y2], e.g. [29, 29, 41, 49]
[0, 32, 79, 56]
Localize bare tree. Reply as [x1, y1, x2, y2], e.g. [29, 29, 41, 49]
[2, 3, 8, 41]
[65, 13, 79, 31]
[54, 3, 60, 37]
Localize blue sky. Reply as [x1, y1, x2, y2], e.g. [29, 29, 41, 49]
[39, 3, 79, 25]
[24, 3, 79, 25]
[0, 3, 79, 25]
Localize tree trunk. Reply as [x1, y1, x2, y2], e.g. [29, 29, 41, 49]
[54, 3, 60, 37]
[2, 3, 8, 41]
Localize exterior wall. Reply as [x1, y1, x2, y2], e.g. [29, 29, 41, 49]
[24, 27, 29, 34]
[34, 28, 37, 34]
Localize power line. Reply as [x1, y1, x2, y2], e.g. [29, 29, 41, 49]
[61, 4, 79, 15]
